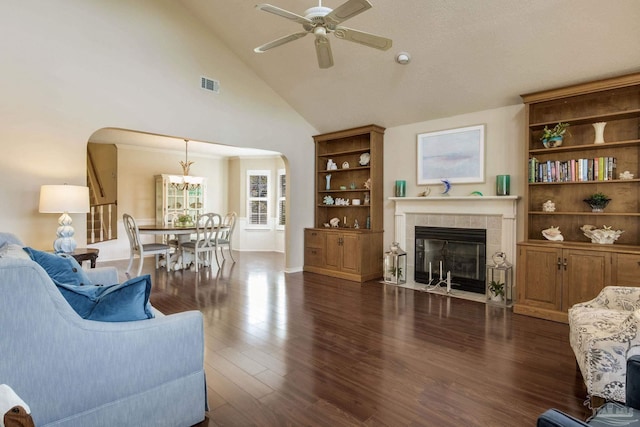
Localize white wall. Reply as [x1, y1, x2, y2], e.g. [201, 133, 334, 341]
[383, 104, 526, 252]
[0, 0, 316, 271]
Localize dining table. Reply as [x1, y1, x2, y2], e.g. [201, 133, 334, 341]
[138, 223, 197, 270]
[138, 222, 229, 271]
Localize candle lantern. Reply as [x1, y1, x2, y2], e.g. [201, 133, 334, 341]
[486, 255, 513, 307]
[383, 242, 407, 284]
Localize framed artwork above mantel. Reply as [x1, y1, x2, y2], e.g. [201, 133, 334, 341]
[417, 124, 485, 184]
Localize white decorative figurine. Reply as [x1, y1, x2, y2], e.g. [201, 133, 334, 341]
[359, 152, 370, 166]
[620, 170, 635, 180]
[542, 226, 564, 241]
[542, 200, 556, 212]
[581, 224, 624, 244]
[329, 217, 340, 228]
[327, 159, 337, 170]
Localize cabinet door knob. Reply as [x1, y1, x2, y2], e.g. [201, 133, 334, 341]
[563, 258, 568, 271]
[557, 257, 562, 270]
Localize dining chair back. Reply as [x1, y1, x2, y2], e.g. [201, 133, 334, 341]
[180, 213, 222, 272]
[163, 212, 180, 250]
[215, 211, 237, 265]
[123, 213, 172, 277]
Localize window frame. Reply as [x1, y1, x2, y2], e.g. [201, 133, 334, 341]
[276, 168, 286, 230]
[246, 169, 271, 229]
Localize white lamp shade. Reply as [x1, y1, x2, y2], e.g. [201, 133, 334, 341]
[39, 185, 90, 213]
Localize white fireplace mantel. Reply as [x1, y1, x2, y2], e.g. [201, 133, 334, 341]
[390, 196, 519, 268]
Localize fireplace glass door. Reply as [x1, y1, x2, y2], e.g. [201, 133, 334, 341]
[415, 226, 486, 293]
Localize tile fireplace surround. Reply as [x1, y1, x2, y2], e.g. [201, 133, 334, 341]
[389, 196, 519, 300]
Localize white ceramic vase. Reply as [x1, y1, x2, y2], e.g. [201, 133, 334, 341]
[593, 122, 607, 144]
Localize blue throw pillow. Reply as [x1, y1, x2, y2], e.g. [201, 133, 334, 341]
[23, 247, 93, 287]
[55, 282, 103, 318]
[87, 275, 154, 322]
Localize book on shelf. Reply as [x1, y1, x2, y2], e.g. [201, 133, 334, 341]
[528, 156, 617, 183]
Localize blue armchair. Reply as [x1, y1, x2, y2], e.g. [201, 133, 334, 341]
[537, 355, 640, 426]
[0, 233, 206, 427]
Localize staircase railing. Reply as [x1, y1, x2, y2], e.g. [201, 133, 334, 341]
[89, 202, 117, 244]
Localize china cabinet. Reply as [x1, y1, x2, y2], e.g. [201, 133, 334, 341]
[155, 174, 206, 224]
[515, 72, 640, 322]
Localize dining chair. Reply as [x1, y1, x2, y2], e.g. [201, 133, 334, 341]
[123, 213, 172, 277]
[215, 211, 237, 265]
[163, 212, 180, 251]
[180, 213, 222, 272]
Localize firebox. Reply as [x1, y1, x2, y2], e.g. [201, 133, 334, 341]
[415, 226, 486, 293]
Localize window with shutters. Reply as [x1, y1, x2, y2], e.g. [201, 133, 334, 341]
[247, 170, 270, 227]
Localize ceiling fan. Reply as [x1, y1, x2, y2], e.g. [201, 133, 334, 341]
[254, 0, 392, 69]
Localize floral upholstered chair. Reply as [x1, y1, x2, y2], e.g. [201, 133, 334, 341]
[569, 286, 640, 404]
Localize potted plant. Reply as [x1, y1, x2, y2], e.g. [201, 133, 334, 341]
[176, 214, 193, 227]
[388, 265, 404, 280]
[540, 122, 570, 148]
[488, 280, 505, 302]
[584, 192, 611, 213]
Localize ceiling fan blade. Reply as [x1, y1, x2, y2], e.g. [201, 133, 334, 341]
[255, 4, 312, 26]
[334, 26, 392, 50]
[315, 35, 334, 69]
[254, 32, 309, 53]
[324, 0, 372, 26]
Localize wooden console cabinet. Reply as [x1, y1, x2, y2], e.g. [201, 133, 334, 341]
[304, 228, 383, 282]
[515, 73, 640, 322]
[303, 125, 385, 282]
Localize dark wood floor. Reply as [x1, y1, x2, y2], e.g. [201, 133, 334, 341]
[101, 252, 592, 426]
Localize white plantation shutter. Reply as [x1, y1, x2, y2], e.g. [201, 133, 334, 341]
[247, 170, 270, 226]
[277, 169, 286, 227]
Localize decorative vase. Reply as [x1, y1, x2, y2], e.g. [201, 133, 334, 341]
[325, 174, 331, 190]
[542, 136, 563, 148]
[593, 122, 607, 144]
[496, 175, 510, 196]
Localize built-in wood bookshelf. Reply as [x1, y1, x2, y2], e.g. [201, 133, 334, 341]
[515, 72, 640, 323]
[303, 125, 384, 282]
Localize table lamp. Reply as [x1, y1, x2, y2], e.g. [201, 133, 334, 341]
[39, 184, 90, 253]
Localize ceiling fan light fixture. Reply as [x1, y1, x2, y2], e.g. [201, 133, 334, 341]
[396, 52, 411, 65]
[314, 26, 328, 38]
[254, 0, 391, 69]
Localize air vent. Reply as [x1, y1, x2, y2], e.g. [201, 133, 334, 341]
[200, 76, 220, 94]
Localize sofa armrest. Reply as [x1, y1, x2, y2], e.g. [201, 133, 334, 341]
[571, 286, 640, 311]
[85, 266, 119, 285]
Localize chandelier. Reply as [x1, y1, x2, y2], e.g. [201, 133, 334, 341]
[171, 139, 200, 191]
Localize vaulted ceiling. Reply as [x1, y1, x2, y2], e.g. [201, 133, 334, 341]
[178, 0, 640, 134]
